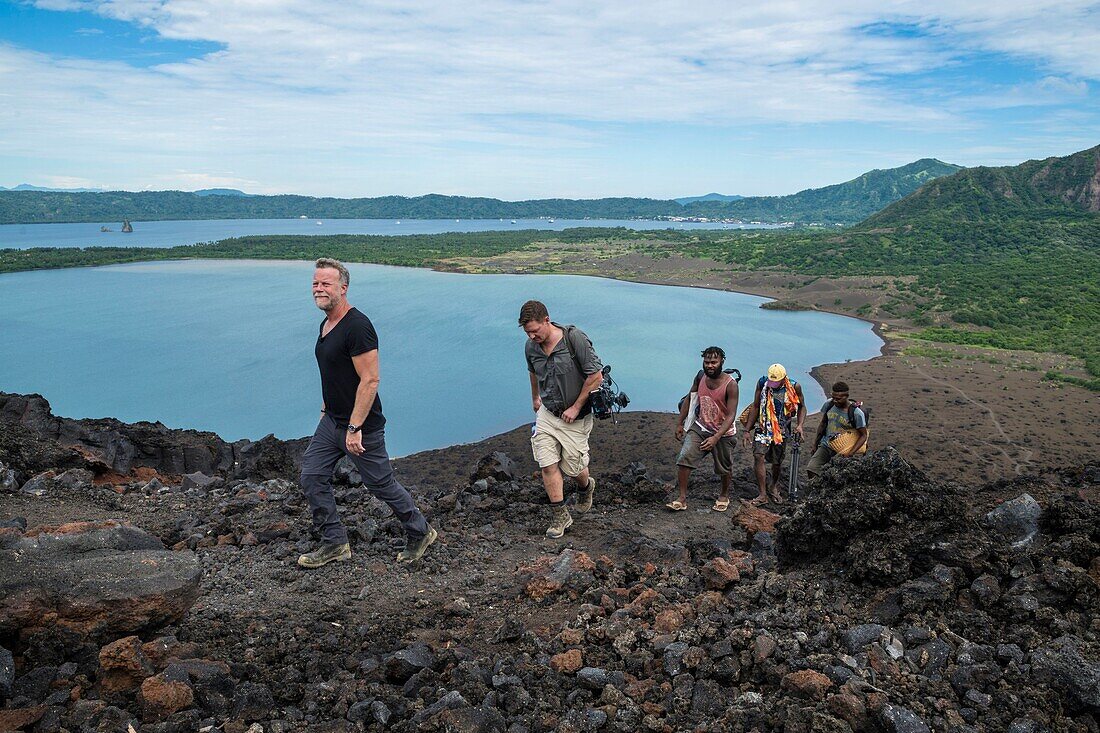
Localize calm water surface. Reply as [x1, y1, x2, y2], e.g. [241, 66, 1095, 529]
[0, 260, 881, 456]
[0, 218, 783, 249]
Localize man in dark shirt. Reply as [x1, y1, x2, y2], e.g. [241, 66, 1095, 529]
[520, 300, 604, 539]
[297, 258, 435, 568]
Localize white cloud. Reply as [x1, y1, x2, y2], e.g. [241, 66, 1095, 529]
[3, 1, 1098, 196]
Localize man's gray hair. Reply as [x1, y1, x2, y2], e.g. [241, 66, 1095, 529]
[315, 258, 350, 286]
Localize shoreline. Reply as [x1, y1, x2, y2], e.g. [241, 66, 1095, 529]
[3, 254, 1096, 484]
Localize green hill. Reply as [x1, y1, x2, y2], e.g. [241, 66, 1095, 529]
[864, 145, 1100, 226]
[682, 159, 964, 224]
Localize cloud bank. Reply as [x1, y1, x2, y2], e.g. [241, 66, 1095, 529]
[2, 0, 1097, 196]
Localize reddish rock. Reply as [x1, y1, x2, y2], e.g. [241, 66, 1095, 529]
[828, 693, 869, 730]
[653, 609, 685, 633]
[753, 634, 777, 663]
[693, 591, 725, 614]
[701, 556, 741, 589]
[734, 503, 780, 537]
[99, 635, 154, 692]
[0, 706, 47, 731]
[0, 523, 201, 643]
[626, 587, 661, 616]
[782, 669, 833, 700]
[519, 549, 596, 601]
[625, 678, 654, 700]
[140, 637, 201, 669]
[559, 628, 585, 645]
[549, 649, 583, 674]
[726, 550, 755, 576]
[140, 672, 194, 720]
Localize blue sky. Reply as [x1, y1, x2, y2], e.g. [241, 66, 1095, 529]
[0, 0, 1097, 198]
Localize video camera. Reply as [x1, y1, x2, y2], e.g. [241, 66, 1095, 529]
[589, 365, 630, 422]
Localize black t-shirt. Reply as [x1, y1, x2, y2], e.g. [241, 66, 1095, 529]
[315, 308, 385, 430]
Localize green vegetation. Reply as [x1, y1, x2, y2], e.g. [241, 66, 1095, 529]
[0, 191, 677, 225]
[1044, 371, 1100, 393]
[0, 159, 961, 226]
[0, 228, 633, 273]
[683, 158, 963, 224]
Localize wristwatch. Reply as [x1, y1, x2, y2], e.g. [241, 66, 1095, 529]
[347, 423, 362, 433]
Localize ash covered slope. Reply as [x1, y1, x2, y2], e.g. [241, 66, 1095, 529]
[1, 400, 1099, 732]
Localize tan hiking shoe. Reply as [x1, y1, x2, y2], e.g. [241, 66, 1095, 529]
[575, 477, 596, 514]
[397, 525, 438, 564]
[545, 504, 573, 539]
[297, 542, 351, 569]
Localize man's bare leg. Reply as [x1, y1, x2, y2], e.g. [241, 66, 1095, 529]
[676, 466, 691, 505]
[574, 466, 590, 490]
[768, 462, 785, 503]
[542, 464, 564, 502]
[719, 474, 731, 504]
[751, 455, 768, 504]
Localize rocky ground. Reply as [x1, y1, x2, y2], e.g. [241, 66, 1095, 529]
[1, 392, 1099, 733]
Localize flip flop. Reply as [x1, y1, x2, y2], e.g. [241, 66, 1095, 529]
[712, 498, 730, 512]
[665, 500, 688, 511]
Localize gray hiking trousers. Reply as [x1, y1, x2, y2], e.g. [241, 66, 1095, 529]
[299, 415, 428, 545]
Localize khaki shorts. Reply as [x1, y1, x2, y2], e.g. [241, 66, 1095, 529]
[531, 406, 593, 477]
[677, 427, 735, 476]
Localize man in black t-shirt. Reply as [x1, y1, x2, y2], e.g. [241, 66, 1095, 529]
[297, 258, 435, 568]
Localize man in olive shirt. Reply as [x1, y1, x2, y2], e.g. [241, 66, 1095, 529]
[297, 258, 435, 568]
[520, 300, 604, 539]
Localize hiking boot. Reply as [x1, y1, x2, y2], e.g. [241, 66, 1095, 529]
[397, 525, 438, 564]
[575, 477, 596, 514]
[545, 504, 573, 539]
[297, 542, 351, 569]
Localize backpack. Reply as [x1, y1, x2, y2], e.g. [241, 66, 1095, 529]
[817, 399, 870, 439]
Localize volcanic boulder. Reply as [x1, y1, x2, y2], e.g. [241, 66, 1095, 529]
[776, 448, 990, 583]
[470, 452, 519, 483]
[0, 521, 201, 643]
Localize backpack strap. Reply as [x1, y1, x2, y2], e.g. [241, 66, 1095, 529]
[818, 399, 833, 438]
[692, 369, 705, 391]
[560, 325, 584, 375]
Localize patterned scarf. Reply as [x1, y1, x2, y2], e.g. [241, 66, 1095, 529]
[759, 377, 800, 445]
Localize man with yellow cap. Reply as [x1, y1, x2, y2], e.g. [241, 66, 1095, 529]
[742, 363, 806, 504]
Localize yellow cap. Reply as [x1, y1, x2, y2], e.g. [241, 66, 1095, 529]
[767, 363, 787, 381]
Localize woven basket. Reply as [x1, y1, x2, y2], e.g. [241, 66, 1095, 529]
[828, 428, 869, 455]
[738, 405, 753, 427]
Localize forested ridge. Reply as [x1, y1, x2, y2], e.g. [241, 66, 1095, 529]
[0, 159, 961, 226]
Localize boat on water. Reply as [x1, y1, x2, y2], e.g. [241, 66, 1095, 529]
[299, 215, 308, 219]
[548, 218, 555, 223]
[510, 219, 517, 224]
[100, 226, 112, 232]
[121, 220, 133, 233]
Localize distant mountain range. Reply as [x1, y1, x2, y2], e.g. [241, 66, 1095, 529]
[0, 159, 963, 225]
[0, 184, 106, 193]
[193, 188, 252, 197]
[0, 185, 253, 196]
[674, 193, 745, 205]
